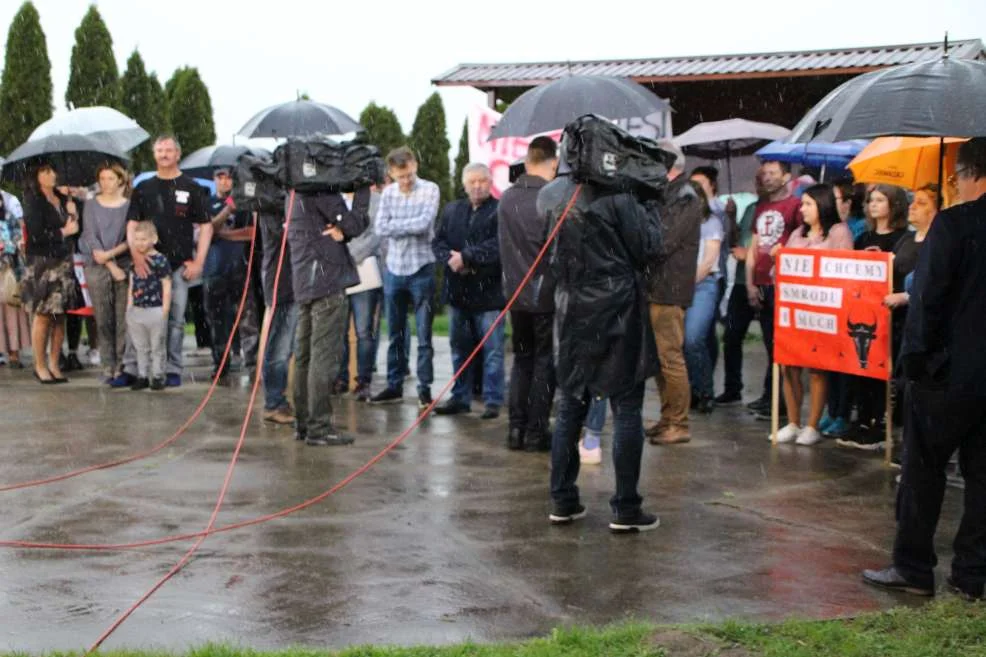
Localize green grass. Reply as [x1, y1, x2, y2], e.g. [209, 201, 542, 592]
[15, 599, 986, 657]
[705, 598, 986, 657]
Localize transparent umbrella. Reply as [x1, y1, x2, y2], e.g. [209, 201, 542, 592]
[29, 106, 149, 153]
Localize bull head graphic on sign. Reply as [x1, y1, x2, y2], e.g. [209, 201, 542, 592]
[847, 308, 878, 370]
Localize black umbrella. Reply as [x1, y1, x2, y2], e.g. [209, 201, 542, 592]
[673, 118, 791, 192]
[788, 53, 986, 206]
[788, 56, 986, 143]
[236, 100, 363, 139]
[1, 133, 128, 187]
[488, 75, 670, 140]
[179, 144, 270, 179]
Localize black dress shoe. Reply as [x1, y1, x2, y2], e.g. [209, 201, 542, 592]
[947, 576, 985, 601]
[507, 428, 524, 451]
[862, 566, 934, 596]
[525, 431, 552, 453]
[65, 353, 83, 371]
[435, 400, 470, 416]
[306, 433, 354, 446]
[480, 405, 500, 420]
[295, 427, 308, 441]
[34, 370, 56, 385]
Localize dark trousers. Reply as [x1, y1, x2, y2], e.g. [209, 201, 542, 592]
[240, 262, 265, 370]
[827, 372, 852, 420]
[186, 285, 211, 349]
[204, 264, 246, 371]
[551, 382, 646, 517]
[294, 294, 348, 437]
[893, 382, 986, 591]
[853, 377, 886, 428]
[721, 283, 774, 399]
[508, 311, 556, 436]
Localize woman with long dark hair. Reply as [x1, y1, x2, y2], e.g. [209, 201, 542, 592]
[21, 164, 80, 384]
[837, 184, 909, 450]
[772, 184, 853, 445]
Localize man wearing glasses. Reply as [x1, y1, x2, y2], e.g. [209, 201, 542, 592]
[864, 138, 986, 601]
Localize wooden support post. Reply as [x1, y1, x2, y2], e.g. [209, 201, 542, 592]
[771, 363, 780, 445]
[348, 315, 358, 388]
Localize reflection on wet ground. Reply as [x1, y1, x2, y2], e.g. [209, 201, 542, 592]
[0, 341, 956, 651]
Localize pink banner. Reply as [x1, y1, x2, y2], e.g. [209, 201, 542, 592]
[467, 105, 560, 198]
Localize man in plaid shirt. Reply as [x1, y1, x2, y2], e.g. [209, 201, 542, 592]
[370, 147, 441, 408]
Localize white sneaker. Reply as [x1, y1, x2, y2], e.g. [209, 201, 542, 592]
[89, 350, 101, 367]
[796, 426, 824, 446]
[579, 439, 602, 465]
[769, 423, 801, 444]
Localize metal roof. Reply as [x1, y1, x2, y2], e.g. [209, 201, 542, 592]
[432, 39, 986, 87]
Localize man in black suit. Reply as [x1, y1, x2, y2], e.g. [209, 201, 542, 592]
[863, 138, 986, 600]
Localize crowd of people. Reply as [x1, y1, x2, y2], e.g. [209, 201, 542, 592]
[2, 129, 985, 541]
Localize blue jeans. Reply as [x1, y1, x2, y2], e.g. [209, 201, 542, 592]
[166, 267, 192, 376]
[384, 263, 435, 394]
[263, 302, 298, 411]
[449, 306, 505, 407]
[338, 289, 383, 385]
[684, 276, 719, 400]
[584, 397, 608, 433]
[551, 383, 646, 516]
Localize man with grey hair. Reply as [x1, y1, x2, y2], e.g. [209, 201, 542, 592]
[644, 138, 702, 444]
[432, 162, 505, 418]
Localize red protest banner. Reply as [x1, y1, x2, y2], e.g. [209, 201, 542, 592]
[773, 247, 893, 381]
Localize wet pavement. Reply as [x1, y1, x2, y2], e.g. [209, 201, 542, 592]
[0, 338, 962, 652]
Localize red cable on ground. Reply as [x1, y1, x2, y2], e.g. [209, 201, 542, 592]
[86, 190, 298, 654]
[0, 222, 259, 494]
[1, 186, 582, 563]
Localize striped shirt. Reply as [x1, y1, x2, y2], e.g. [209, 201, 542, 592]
[375, 178, 440, 276]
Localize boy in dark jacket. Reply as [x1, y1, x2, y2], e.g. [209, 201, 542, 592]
[286, 186, 370, 446]
[538, 154, 664, 533]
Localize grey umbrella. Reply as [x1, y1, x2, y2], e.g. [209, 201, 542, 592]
[237, 100, 363, 139]
[674, 118, 791, 192]
[788, 56, 986, 143]
[2, 134, 128, 187]
[179, 144, 271, 179]
[487, 75, 670, 140]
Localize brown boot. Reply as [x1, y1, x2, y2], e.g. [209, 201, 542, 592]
[263, 408, 296, 425]
[650, 425, 691, 445]
[645, 420, 669, 438]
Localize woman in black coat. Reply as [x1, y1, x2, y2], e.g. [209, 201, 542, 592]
[21, 164, 80, 384]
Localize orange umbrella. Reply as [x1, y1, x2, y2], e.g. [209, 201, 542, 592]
[848, 136, 968, 190]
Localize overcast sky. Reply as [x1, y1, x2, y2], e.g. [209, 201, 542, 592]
[3, 0, 985, 153]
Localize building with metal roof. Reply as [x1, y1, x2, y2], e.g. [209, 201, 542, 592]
[433, 39, 986, 134]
